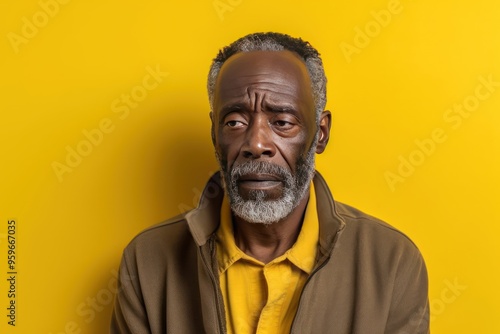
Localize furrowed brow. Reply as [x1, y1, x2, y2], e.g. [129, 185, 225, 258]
[219, 103, 245, 116]
[264, 102, 299, 115]
[217, 103, 248, 124]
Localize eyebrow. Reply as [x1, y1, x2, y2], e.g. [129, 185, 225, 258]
[219, 102, 299, 117]
[264, 102, 299, 115]
[219, 103, 245, 117]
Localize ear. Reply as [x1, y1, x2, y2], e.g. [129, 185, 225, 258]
[210, 111, 216, 146]
[315, 110, 331, 154]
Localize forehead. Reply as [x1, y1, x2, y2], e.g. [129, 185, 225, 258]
[213, 50, 314, 111]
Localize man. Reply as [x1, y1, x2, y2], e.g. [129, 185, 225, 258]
[111, 32, 429, 334]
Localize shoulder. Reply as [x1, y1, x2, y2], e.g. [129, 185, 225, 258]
[331, 202, 427, 293]
[334, 201, 423, 259]
[122, 212, 195, 261]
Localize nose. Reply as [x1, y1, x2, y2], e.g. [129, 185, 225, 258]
[241, 117, 275, 159]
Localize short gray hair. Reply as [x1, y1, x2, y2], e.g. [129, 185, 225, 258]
[207, 32, 327, 121]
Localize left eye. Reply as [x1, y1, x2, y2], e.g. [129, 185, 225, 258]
[273, 119, 295, 130]
[274, 120, 291, 127]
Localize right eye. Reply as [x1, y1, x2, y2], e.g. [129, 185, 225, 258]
[224, 114, 247, 129]
[226, 120, 244, 127]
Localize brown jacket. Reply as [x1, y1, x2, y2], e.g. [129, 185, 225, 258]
[111, 172, 429, 333]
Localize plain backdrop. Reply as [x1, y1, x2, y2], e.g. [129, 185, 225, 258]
[1, 0, 499, 333]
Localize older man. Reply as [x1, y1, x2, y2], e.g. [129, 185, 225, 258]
[111, 32, 429, 334]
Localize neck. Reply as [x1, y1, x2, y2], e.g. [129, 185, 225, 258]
[232, 194, 310, 264]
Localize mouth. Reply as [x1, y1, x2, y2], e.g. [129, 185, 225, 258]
[237, 173, 283, 189]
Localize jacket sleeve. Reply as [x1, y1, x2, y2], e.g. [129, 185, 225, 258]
[385, 246, 430, 334]
[110, 251, 151, 334]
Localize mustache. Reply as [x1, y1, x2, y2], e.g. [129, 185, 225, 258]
[230, 161, 290, 181]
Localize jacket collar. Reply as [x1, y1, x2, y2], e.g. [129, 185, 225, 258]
[312, 171, 346, 256]
[185, 172, 224, 246]
[186, 171, 346, 252]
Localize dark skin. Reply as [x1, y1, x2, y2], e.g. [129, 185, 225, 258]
[211, 50, 331, 263]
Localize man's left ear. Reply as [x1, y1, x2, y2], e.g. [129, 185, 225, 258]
[316, 110, 331, 154]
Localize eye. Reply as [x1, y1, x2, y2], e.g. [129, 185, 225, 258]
[223, 113, 247, 129]
[272, 117, 296, 131]
[274, 120, 292, 127]
[226, 120, 245, 127]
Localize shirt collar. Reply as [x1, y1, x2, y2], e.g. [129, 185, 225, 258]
[215, 196, 244, 274]
[285, 182, 319, 274]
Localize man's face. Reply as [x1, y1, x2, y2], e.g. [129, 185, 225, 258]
[211, 50, 327, 224]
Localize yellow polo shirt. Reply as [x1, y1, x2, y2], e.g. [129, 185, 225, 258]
[215, 183, 319, 334]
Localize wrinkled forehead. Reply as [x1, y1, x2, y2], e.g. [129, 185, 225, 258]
[213, 50, 314, 109]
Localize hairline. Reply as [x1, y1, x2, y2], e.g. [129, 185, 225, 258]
[212, 50, 314, 114]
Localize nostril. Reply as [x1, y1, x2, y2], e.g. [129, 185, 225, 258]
[262, 149, 273, 157]
[241, 148, 273, 159]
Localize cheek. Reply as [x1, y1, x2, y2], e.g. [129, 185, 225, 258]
[274, 135, 309, 169]
[216, 123, 250, 160]
[217, 136, 241, 167]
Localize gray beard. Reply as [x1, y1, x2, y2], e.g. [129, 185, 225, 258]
[218, 136, 318, 225]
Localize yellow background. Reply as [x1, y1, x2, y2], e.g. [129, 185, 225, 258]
[1, 0, 499, 333]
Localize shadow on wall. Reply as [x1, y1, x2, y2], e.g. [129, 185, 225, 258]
[51, 260, 121, 334]
[153, 116, 219, 216]
[106, 95, 219, 223]
[85, 100, 217, 333]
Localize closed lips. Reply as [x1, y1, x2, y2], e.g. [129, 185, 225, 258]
[238, 173, 282, 182]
